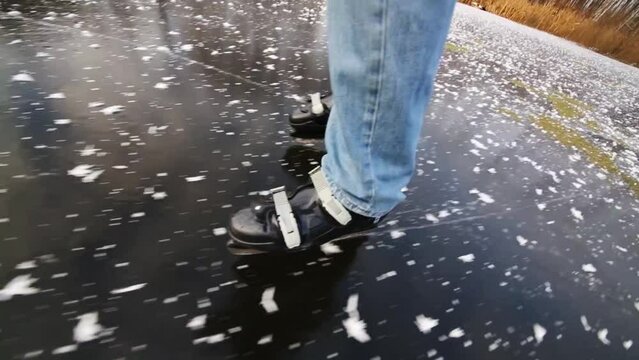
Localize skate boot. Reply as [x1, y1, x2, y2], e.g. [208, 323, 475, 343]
[227, 166, 377, 255]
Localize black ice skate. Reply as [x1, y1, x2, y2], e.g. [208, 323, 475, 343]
[227, 166, 377, 255]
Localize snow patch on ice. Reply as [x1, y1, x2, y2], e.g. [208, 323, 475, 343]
[0, 274, 39, 301]
[597, 328, 610, 345]
[533, 323, 546, 344]
[342, 294, 371, 343]
[260, 287, 278, 313]
[12, 73, 34, 82]
[73, 312, 104, 343]
[415, 315, 439, 334]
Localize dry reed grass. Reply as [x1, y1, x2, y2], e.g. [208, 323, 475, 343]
[461, 0, 639, 66]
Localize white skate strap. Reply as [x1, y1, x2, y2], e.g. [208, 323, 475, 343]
[309, 166, 352, 225]
[309, 92, 324, 115]
[271, 186, 301, 249]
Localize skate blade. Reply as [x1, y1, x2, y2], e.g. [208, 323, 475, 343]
[226, 239, 270, 256]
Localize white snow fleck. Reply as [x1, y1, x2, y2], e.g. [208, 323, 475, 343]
[15, 260, 37, 270]
[180, 44, 194, 51]
[82, 169, 104, 183]
[186, 175, 206, 182]
[458, 254, 475, 263]
[390, 230, 406, 239]
[260, 287, 278, 313]
[533, 323, 546, 344]
[597, 328, 610, 345]
[623, 340, 633, 350]
[12, 73, 35, 82]
[52, 344, 77, 355]
[449, 328, 465, 338]
[376, 270, 397, 281]
[207, 334, 225, 344]
[7, 10, 22, 16]
[257, 334, 273, 345]
[151, 191, 168, 200]
[45, 92, 66, 99]
[470, 139, 488, 150]
[213, 227, 227, 236]
[469, 189, 495, 203]
[186, 315, 207, 330]
[415, 315, 439, 334]
[112, 165, 128, 169]
[130, 212, 145, 218]
[615, 245, 628, 252]
[581, 263, 597, 273]
[88, 102, 104, 108]
[154, 82, 169, 89]
[345, 294, 359, 314]
[194, 334, 225, 344]
[342, 317, 371, 343]
[425, 213, 439, 223]
[320, 242, 342, 255]
[0, 274, 39, 301]
[23, 350, 43, 358]
[53, 119, 72, 125]
[342, 294, 371, 343]
[36, 52, 50, 57]
[570, 207, 584, 221]
[516, 235, 528, 246]
[99, 105, 124, 115]
[580, 315, 591, 331]
[163, 297, 178, 304]
[634, 301, 639, 313]
[68, 165, 93, 178]
[537, 203, 547, 210]
[73, 312, 104, 343]
[110, 283, 146, 294]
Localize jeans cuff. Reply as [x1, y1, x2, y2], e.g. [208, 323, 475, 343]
[321, 161, 388, 220]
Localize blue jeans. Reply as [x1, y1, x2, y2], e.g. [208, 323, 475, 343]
[322, 0, 456, 218]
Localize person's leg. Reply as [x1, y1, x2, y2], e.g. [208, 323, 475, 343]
[322, 0, 456, 219]
[227, 0, 455, 255]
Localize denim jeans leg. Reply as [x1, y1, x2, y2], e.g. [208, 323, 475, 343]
[322, 0, 456, 218]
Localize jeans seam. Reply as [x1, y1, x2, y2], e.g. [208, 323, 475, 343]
[363, 0, 388, 213]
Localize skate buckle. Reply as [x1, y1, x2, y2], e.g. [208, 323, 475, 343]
[309, 92, 324, 115]
[270, 186, 301, 249]
[309, 167, 352, 225]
